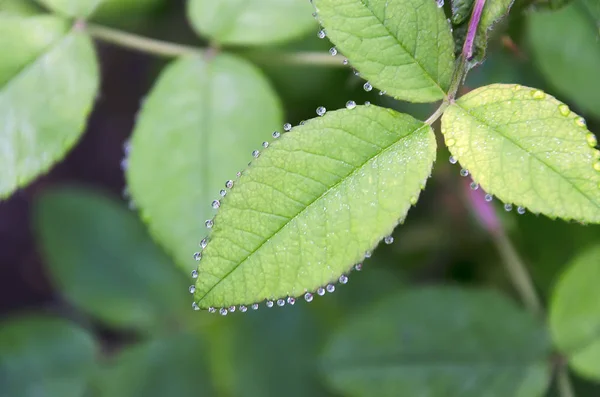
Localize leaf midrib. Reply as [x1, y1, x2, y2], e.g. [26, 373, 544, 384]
[454, 102, 600, 212]
[197, 121, 430, 304]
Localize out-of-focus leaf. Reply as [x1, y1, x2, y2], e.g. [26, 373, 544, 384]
[96, 332, 215, 397]
[0, 15, 98, 199]
[126, 53, 282, 273]
[313, 0, 455, 103]
[34, 187, 191, 332]
[321, 287, 551, 397]
[187, 0, 316, 46]
[550, 245, 600, 381]
[95, 0, 163, 16]
[528, 2, 600, 119]
[0, 0, 41, 15]
[193, 105, 436, 310]
[35, 0, 103, 17]
[0, 315, 97, 397]
[441, 84, 600, 223]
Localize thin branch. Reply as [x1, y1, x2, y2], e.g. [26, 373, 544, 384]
[557, 364, 576, 397]
[462, 0, 487, 60]
[424, 101, 449, 126]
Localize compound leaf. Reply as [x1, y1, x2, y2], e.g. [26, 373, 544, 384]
[313, 0, 455, 103]
[126, 53, 282, 272]
[550, 245, 600, 381]
[193, 105, 436, 310]
[441, 84, 600, 223]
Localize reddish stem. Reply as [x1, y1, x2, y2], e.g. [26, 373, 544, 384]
[462, 0, 487, 60]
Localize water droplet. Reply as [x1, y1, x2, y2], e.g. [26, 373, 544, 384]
[364, 101, 371, 106]
[189, 285, 196, 294]
[339, 274, 348, 284]
[354, 263, 363, 271]
[317, 29, 326, 39]
[353, 69, 360, 76]
[200, 238, 208, 249]
[193, 252, 202, 261]
[228, 306, 236, 313]
[272, 131, 281, 139]
[305, 292, 313, 302]
[470, 182, 479, 190]
[205, 219, 214, 229]
[316, 106, 327, 116]
[252, 150, 260, 158]
[192, 302, 199, 311]
[266, 300, 274, 308]
[558, 104, 570, 116]
[225, 180, 234, 189]
[191, 269, 198, 278]
[262, 141, 269, 149]
[208, 307, 216, 313]
[317, 287, 326, 296]
[300, 120, 306, 125]
[346, 100, 356, 109]
[365, 251, 372, 258]
[446, 138, 456, 146]
[212, 200, 220, 209]
[517, 206, 526, 215]
[594, 161, 600, 171]
[586, 133, 597, 147]
[436, 0, 444, 7]
[485, 194, 493, 202]
[378, 90, 387, 96]
[329, 47, 337, 56]
[251, 303, 259, 310]
[449, 156, 458, 164]
[120, 158, 128, 170]
[326, 284, 335, 293]
[276, 298, 285, 307]
[363, 82, 373, 91]
[220, 189, 227, 197]
[283, 123, 292, 132]
[342, 59, 348, 65]
[575, 117, 587, 128]
[384, 235, 394, 244]
[239, 305, 247, 313]
[532, 90, 545, 99]
[219, 308, 228, 316]
[287, 297, 296, 305]
[460, 169, 469, 177]
[504, 203, 513, 212]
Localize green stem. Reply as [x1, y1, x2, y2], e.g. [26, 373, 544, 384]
[557, 364, 576, 397]
[425, 101, 449, 125]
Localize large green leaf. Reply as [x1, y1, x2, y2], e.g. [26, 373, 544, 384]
[0, 315, 97, 397]
[550, 245, 600, 381]
[441, 84, 600, 223]
[35, 0, 103, 17]
[187, 0, 315, 46]
[313, 0, 455, 103]
[0, 18, 98, 199]
[126, 53, 282, 272]
[34, 187, 191, 332]
[193, 105, 436, 310]
[528, 2, 600, 119]
[321, 287, 551, 397]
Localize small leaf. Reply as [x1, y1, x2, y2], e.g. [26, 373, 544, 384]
[187, 0, 316, 46]
[194, 105, 436, 309]
[0, 315, 97, 397]
[321, 287, 552, 397]
[550, 244, 600, 381]
[35, 0, 103, 18]
[126, 53, 282, 272]
[528, 2, 600, 119]
[34, 187, 191, 332]
[0, 17, 99, 199]
[451, 0, 475, 24]
[313, 0, 455, 103]
[441, 84, 600, 223]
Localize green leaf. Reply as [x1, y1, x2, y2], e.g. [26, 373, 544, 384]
[313, 0, 455, 103]
[451, 0, 475, 24]
[0, 19, 99, 199]
[0, 0, 42, 15]
[34, 187, 191, 332]
[187, 0, 316, 46]
[127, 54, 282, 273]
[193, 105, 436, 309]
[528, 2, 600, 119]
[441, 84, 600, 223]
[321, 287, 551, 397]
[550, 244, 600, 381]
[35, 0, 103, 18]
[0, 315, 97, 397]
[96, 332, 215, 397]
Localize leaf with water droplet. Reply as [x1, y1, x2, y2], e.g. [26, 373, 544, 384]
[187, 0, 316, 46]
[313, 0, 455, 103]
[0, 315, 97, 397]
[528, 2, 600, 119]
[320, 287, 551, 397]
[126, 53, 282, 272]
[0, 15, 99, 199]
[193, 105, 436, 309]
[35, 0, 103, 17]
[442, 84, 600, 223]
[550, 244, 600, 381]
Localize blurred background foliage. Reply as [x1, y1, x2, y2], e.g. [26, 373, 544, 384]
[0, 0, 599, 396]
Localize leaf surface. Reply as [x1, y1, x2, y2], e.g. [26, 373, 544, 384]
[313, 0, 455, 103]
[35, 0, 103, 17]
[441, 84, 600, 223]
[194, 105, 436, 309]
